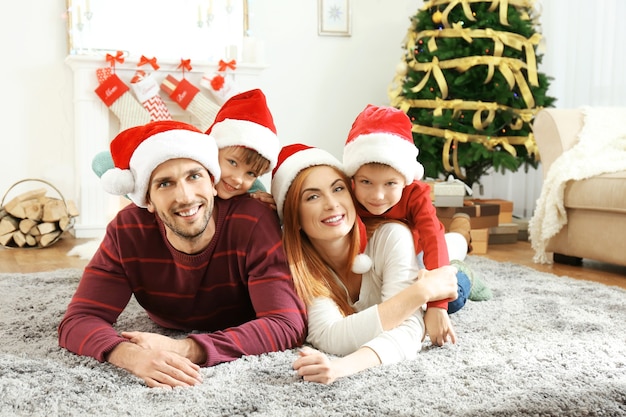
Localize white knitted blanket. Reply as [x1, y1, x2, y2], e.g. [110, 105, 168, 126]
[529, 107, 626, 263]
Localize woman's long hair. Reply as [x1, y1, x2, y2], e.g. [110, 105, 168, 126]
[281, 166, 361, 316]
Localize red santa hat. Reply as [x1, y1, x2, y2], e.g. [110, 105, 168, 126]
[205, 88, 280, 171]
[101, 120, 221, 208]
[343, 104, 424, 184]
[271, 143, 372, 274]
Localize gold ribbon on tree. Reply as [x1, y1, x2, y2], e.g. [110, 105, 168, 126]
[413, 27, 540, 88]
[441, 0, 476, 29]
[408, 55, 536, 108]
[421, 0, 536, 27]
[392, 95, 540, 177]
[410, 56, 449, 99]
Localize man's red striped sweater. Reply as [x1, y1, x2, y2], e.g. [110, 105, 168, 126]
[58, 196, 307, 367]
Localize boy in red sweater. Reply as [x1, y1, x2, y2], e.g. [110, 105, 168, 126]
[343, 104, 471, 347]
[59, 120, 306, 388]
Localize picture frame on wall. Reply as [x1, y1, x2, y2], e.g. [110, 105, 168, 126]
[318, 0, 351, 37]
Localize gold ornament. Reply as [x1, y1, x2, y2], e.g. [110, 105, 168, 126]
[432, 10, 443, 24]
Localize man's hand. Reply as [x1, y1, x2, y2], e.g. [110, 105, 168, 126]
[106, 341, 203, 389]
[121, 331, 207, 364]
[423, 307, 457, 347]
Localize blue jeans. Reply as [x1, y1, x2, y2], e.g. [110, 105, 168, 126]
[447, 270, 470, 314]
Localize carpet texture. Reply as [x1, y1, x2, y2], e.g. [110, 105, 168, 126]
[1, 257, 625, 417]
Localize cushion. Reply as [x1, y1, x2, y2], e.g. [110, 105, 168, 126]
[563, 171, 626, 214]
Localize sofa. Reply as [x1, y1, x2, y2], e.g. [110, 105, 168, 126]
[531, 108, 626, 267]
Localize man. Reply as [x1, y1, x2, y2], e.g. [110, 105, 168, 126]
[58, 120, 307, 389]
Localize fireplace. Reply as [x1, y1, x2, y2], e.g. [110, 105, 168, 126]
[66, 55, 265, 238]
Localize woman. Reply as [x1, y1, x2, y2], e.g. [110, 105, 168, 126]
[271, 144, 459, 384]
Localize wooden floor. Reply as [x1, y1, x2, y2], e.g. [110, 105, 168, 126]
[1, 234, 625, 290]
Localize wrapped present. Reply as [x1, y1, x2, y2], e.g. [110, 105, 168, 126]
[424, 177, 471, 207]
[94, 74, 129, 106]
[488, 222, 519, 244]
[161, 75, 199, 110]
[433, 180, 466, 207]
[471, 198, 514, 224]
[436, 201, 500, 230]
[469, 228, 489, 254]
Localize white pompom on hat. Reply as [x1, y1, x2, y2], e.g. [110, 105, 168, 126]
[101, 120, 221, 208]
[271, 143, 372, 274]
[205, 88, 280, 171]
[343, 104, 424, 184]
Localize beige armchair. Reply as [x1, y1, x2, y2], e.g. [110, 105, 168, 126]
[531, 108, 626, 267]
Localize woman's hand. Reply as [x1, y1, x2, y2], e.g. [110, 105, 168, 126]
[293, 346, 337, 384]
[293, 346, 382, 385]
[418, 265, 459, 303]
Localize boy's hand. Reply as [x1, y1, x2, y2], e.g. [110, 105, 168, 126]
[250, 191, 277, 211]
[423, 308, 457, 346]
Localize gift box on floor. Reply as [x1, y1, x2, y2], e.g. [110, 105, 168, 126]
[436, 202, 500, 230]
[513, 218, 529, 241]
[488, 222, 519, 244]
[424, 178, 467, 207]
[433, 181, 466, 207]
[470, 199, 514, 224]
[470, 228, 489, 254]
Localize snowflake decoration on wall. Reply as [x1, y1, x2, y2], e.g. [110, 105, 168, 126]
[327, 5, 343, 21]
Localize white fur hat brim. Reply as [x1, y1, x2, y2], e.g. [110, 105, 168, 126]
[343, 133, 424, 184]
[102, 129, 221, 208]
[210, 118, 280, 170]
[271, 148, 343, 221]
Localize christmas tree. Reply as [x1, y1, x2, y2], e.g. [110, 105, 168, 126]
[389, 0, 555, 188]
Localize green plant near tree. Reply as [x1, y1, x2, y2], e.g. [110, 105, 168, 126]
[389, 0, 555, 188]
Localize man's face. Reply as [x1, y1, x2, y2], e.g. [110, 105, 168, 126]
[146, 158, 217, 252]
[352, 164, 406, 215]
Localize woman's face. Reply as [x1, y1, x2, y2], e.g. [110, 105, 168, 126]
[297, 165, 356, 244]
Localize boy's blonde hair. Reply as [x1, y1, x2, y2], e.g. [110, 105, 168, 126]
[224, 145, 271, 176]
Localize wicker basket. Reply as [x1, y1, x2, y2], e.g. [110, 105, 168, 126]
[0, 179, 77, 249]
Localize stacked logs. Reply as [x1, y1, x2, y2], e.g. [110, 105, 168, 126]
[0, 187, 79, 248]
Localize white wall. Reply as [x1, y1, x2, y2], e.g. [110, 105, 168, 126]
[1, 1, 75, 203]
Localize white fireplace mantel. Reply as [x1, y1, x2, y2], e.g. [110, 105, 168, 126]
[66, 54, 266, 238]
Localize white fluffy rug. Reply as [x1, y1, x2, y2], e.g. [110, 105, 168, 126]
[66, 236, 103, 260]
[1, 256, 625, 416]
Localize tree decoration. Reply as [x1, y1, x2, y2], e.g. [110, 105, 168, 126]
[389, 0, 555, 188]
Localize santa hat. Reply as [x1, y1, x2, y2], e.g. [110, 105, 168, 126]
[101, 120, 221, 208]
[205, 89, 280, 171]
[271, 143, 372, 274]
[343, 104, 424, 184]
